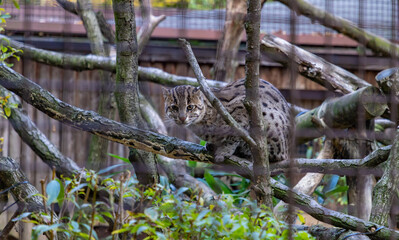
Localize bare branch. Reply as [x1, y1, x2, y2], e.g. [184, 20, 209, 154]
[260, 34, 370, 94]
[276, 0, 399, 58]
[137, 0, 166, 55]
[178, 38, 256, 148]
[0, 34, 225, 88]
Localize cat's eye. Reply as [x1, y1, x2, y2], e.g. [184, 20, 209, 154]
[170, 105, 178, 111]
[187, 105, 195, 111]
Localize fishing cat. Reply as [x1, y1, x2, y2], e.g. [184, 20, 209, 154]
[162, 78, 290, 163]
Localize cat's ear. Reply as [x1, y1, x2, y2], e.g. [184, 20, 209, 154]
[193, 87, 201, 95]
[161, 87, 170, 98]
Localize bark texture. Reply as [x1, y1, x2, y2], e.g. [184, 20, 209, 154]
[0, 86, 80, 177]
[244, 0, 272, 207]
[370, 132, 399, 227]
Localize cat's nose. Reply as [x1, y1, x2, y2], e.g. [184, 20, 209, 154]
[179, 116, 187, 122]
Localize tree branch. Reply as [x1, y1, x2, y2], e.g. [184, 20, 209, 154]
[370, 132, 399, 227]
[272, 178, 399, 240]
[0, 34, 225, 88]
[260, 34, 370, 94]
[0, 86, 80, 177]
[137, 0, 166, 55]
[296, 86, 387, 143]
[276, 0, 399, 58]
[1, 63, 398, 234]
[0, 156, 68, 240]
[271, 145, 390, 176]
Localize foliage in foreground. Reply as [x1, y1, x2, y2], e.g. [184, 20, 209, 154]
[14, 166, 315, 240]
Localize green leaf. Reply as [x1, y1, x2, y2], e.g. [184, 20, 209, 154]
[46, 180, 61, 205]
[204, 170, 222, 194]
[56, 178, 65, 207]
[13, 212, 31, 221]
[4, 107, 10, 117]
[214, 178, 233, 194]
[97, 163, 128, 175]
[176, 187, 189, 196]
[12, 0, 20, 9]
[107, 153, 130, 163]
[297, 213, 306, 225]
[144, 207, 159, 221]
[324, 185, 349, 198]
[187, 160, 197, 168]
[200, 140, 206, 146]
[69, 183, 88, 195]
[137, 225, 149, 235]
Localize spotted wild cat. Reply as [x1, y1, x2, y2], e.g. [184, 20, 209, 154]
[162, 79, 290, 163]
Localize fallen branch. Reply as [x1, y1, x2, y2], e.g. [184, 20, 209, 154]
[260, 34, 370, 94]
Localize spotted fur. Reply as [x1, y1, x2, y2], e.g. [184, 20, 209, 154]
[162, 79, 291, 163]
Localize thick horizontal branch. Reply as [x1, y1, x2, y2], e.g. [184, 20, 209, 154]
[0, 63, 215, 164]
[271, 145, 390, 176]
[296, 86, 387, 143]
[260, 34, 370, 94]
[276, 0, 399, 58]
[0, 34, 225, 88]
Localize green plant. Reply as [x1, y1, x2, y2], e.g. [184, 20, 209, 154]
[13, 165, 315, 240]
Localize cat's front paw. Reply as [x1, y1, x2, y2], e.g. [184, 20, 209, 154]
[214, 154, 226, 163]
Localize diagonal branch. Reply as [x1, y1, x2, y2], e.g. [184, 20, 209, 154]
[276, 0, 399, 58]
[272, 178, 399, 240]
[178, 38, 256, 148]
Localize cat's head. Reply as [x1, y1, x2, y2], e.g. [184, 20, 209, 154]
[162, 85, 207, 126]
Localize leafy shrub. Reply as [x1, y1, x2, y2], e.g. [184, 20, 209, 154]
[17, 167, 314, 240]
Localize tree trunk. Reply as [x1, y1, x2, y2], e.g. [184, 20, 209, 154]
[112, 0, 158, 185]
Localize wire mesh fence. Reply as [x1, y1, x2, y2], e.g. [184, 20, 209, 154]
[0, 0, 399, 239]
